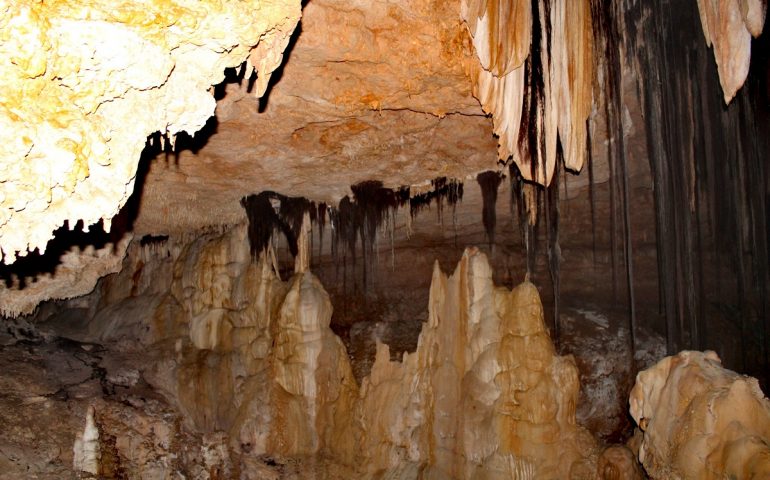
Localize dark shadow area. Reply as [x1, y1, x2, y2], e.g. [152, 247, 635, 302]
[258, 21, 303, 112]
[0, 142, 157, 290]
[164, 116, 219, 165]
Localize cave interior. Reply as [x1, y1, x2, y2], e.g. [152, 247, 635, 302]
[0, 0, 769, 478]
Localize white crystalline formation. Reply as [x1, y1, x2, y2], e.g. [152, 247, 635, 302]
[0, 0, 301, 264]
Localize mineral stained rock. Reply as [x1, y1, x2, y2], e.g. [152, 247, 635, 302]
[630, 350, 770, 479]
[0, 0, 301, 263]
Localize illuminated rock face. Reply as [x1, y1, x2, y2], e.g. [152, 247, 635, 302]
[0, 0, 301, 263]
[630, 350, 770, 480]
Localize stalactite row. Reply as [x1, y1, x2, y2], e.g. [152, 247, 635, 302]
[409, 177, 464, 224]
[461, 0, 593, 186]
[623, 0, 770, 382]
[241, 177, 464, 291]
[240, 192, 325, 260]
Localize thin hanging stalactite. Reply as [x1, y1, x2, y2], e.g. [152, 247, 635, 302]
[547, 152, 562, 349]
[477, 171, 504, 251]
[592, 0, 636, 359]
[622, 0, 770, 383]
[586, 120, 598, 266]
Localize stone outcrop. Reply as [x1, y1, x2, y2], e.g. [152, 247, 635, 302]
[0, 0, 301, 263]
[630, 350, 770, 479]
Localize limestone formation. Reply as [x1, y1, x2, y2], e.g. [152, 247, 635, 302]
[359, 247, 599, 478]
[462, 0, 593, 185]
[630, 350, 770, 479]
[72, 406, 100, 475]
[0, 234, 132, 317]
[0, 0, 301, 263]
[28, 225, 622, 478]
[696, 0, 767, 103]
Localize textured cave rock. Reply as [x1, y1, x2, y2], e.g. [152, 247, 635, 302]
[630, 350, 770, 479]
[131, 0, 499, 236]
[1, 0, 769, 477]
[0, 0, 301, 263]
[16, 226, 664, 478]
[0, 233, 131, 317]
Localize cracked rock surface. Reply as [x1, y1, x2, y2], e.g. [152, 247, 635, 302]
[134, 0, 498, 235]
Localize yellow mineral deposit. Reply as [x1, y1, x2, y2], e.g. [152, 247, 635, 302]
[0, 0, 301, 263]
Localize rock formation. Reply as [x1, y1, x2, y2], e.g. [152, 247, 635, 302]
[1, 234, 131, 317]
[360, 247, 598, 478]
[0, 0, 301, 263]
[461, 0, 593, 185]
[19, 225, 627, 478]
[630, 350, 770, 479]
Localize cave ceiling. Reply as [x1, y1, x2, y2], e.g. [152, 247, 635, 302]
[133, 0, 499, 235]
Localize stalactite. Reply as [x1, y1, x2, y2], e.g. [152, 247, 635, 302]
[408, 178, 463, 222]
[546, 155, 562, 348]
[240, 192, 316, 260]
[462, 0, 593, 185]
[477, 171, 504, 250]
[591, 0, 637, 361]
[327, 179, 463, 291]
[586, 120, 597, 265]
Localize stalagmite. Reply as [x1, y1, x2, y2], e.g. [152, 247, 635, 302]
[630, 350, 770, 479]
[73, 406, 101, 475]
[359, 247, 599, 478]
[294, 213, 311, 274]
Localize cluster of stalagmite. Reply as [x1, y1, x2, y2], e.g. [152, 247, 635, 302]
[461, 0, 593, 186]
[696, 0, 767, 103]
[630, 350, 770, 479]
[0, 0, 300, 263]
[51, 225, 652, 478]
[359, 247, 600, 478]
